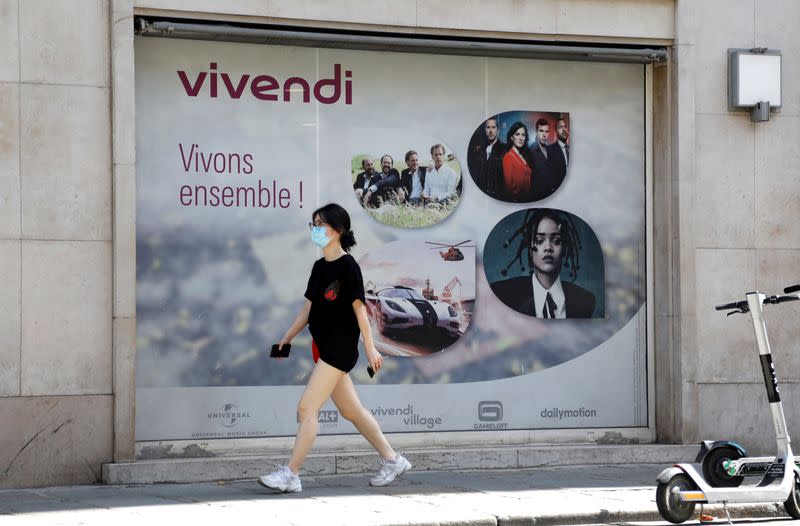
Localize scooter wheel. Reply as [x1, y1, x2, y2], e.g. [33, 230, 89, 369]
[702, 446, 744, 487]
[656, 473, 697, 524]
[784, 474, 800, 519]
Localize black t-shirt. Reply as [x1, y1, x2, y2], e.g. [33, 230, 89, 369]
[304, 254, 366, 356]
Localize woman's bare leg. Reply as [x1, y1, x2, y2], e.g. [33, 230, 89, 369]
[331, 374, 395, 460]
[287, 360, 345, 474]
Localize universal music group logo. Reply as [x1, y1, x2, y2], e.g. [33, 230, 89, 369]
[475, 401, 509, 430]
[208, 403, 252, 428]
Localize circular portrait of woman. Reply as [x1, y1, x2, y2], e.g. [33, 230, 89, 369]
[467, 111, 570, 203]
[483, 208, 604, 319]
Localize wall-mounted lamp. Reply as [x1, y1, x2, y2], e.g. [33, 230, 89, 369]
[728, 48, 781, 122]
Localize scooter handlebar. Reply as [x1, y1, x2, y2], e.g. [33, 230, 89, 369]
[716, 295, 799, 310]
[772, 295, 800, 304]
[715, 300, 748, 311]
[716, 288, 800, 313]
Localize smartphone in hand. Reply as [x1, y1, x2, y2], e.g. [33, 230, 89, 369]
[270, 343, 291, 358]
[367, 365, 375, 378]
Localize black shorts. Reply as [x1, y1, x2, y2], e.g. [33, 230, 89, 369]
[313, 339, 359, 373]
[311, 340, 358, 373]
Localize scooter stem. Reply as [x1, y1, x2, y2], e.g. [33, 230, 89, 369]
[747, 292, 791, 452]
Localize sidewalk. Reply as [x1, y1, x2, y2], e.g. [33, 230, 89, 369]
[0, 464, 788, 526]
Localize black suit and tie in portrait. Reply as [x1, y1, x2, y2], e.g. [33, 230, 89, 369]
[489, 208, 598, 319]
[529, 117, 558, 201]
[547, 140, 568, 176]
[530, 142, 556, 201]
[467, 117, 506, 199]
[490, 276, 595, 318]
[544, 117, 570, 196]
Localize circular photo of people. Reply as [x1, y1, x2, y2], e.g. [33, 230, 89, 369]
[359, 239, 475, 356]
[483, 208, 604, 318]
[467, 111, 570, 202]
[351, 141, 463, 228]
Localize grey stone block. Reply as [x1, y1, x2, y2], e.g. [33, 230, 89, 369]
[103, 454, 335, 484]
[103, 444, 698, 485]
[517, 444, 696, 468]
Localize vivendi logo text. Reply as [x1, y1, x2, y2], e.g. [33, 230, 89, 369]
[177, 62, 353, 104]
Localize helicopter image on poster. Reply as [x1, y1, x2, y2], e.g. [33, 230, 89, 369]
[426, 240, 475, 262]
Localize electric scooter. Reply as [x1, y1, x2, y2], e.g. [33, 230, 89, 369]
[656, 284, 800, 523]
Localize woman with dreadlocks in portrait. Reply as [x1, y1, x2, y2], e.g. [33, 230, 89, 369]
[489, 208, 596, 318]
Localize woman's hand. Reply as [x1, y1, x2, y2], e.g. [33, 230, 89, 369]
[353, 299, 382, 372]
[365, 344, 383, 373]
[272, 300, 310, 361]
[274, 336, 292, 361]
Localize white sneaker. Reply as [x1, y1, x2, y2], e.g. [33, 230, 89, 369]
[369, 454, 411, 486]
[258, 465, 302, 493]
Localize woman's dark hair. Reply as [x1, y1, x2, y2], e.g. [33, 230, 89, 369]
[312, 203, 357, 252]
[505, 121, 535, 165]
[500, 208, 582, 281]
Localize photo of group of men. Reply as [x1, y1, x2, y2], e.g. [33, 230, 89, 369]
[467, 112, 570, 203]
[351, 143, 462, 228]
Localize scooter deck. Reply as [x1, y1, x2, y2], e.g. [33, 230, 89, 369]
[726, 456, 800, 477]
[675, 463, 793, 504]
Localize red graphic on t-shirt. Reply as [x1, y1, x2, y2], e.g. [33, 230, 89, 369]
[324, 281, 341, 301]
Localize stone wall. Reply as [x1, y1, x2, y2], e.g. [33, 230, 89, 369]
[674, 0, 800, 453]
[0, 0, 114, 488]
[8, 0, 800, 488]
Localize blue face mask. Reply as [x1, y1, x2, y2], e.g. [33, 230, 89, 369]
[311, 226, 331, 248]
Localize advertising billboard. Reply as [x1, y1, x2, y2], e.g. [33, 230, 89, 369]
[135, 38, 647, 440]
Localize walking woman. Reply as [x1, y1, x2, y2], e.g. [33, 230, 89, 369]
[258, 203, 411, 493]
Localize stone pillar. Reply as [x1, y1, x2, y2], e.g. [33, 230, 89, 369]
[111, 0, 137, 464]
[0, 0, 114, 488]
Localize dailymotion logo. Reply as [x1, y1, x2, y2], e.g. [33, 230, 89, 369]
[540, 407, 598, 420]
[474, 401, 509, 430]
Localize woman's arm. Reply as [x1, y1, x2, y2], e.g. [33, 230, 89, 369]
[279, 299, 312, 345]
[353, 299, 383, 371]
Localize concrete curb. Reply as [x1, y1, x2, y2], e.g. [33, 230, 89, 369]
[524, 503, 786, 526]
[103, 444, 697, 484]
